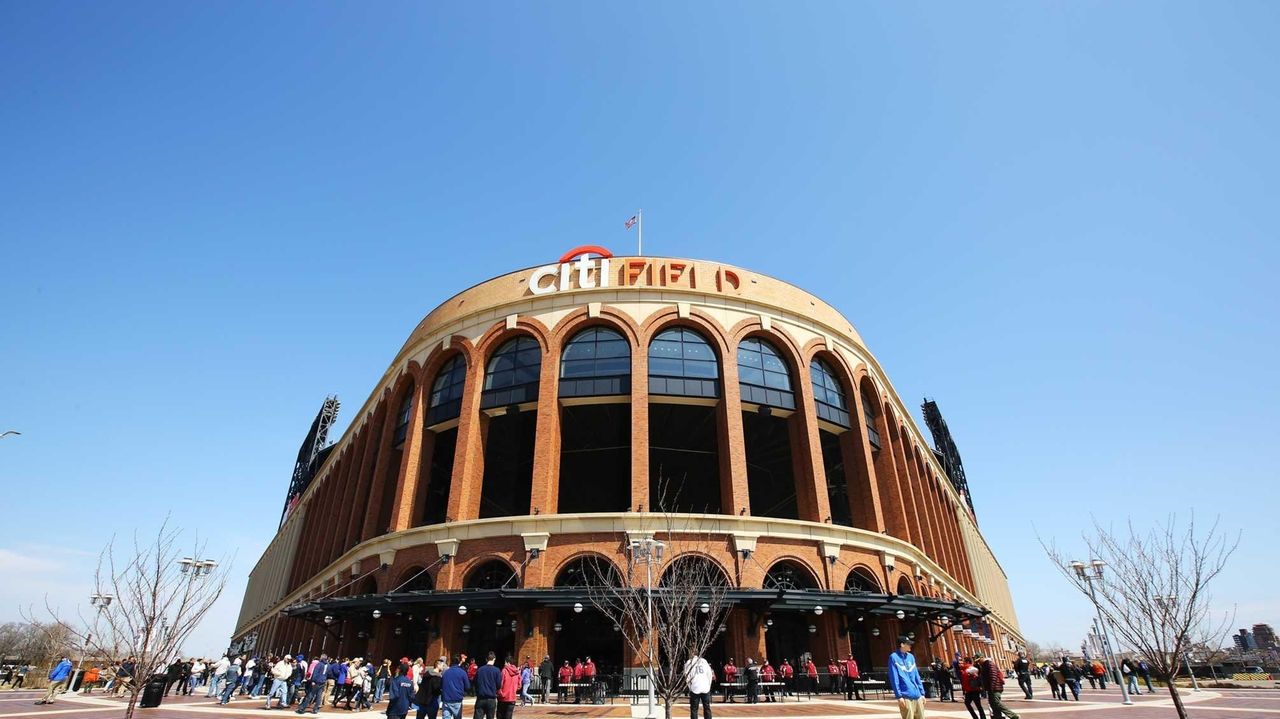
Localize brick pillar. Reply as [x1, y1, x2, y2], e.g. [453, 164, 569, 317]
[790, 360, 832, 524]
[631, 337, 650, 512]
[518, 609, 553, 667]
[350, 402, 389, 541]
[844, 380, 885, 532]
[887, 421, 925, 551]
[867, 399, 910, 542]
[447, 350, 488, 522]
[529, 349, 561, 515]
[718, 354, 751, 517]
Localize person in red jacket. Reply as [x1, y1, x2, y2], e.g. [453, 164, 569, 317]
[804, 658, 818, 696]
[779, 660, 794, 697]
[583, 657, 598, 704]
[959, 657, 986, 719]
[571, 659, 585, 703]
[557, 661, 573, 703]
[978, 654, 1019, 719]
[841, 654, 863, 700]
[826, 660, 840, 694]
[760, 661, 776, 702]
[722, 658, 738, 702]
[497, 656, 521, 719]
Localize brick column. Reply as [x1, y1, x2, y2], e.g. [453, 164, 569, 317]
[528, 350, 561, 515]
[718, 355, 751, 516]
[631, 342, 649, 512]
[447, 351, 488, 522]
[846, 383, 886, 532]
[791, 366, 832, 524]
[388, 381, 428, 532]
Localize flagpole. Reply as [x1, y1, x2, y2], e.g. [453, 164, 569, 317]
[637, 209, 643, 255]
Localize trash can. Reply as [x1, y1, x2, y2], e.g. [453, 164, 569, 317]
[139, 674, 167, 708]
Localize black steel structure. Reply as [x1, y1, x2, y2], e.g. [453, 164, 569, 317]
[280, 395, 341, 527]
[921, 398, 975, 516]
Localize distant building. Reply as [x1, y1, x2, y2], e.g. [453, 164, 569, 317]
[1234, 629, 1257, 651]
[1253, 624, 1277, 651]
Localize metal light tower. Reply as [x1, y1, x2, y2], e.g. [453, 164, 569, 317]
[70, 593, 114, 694]
[629, 537, 665, 719]
[1070, 559, 1132, 705]
[1153, 594, 1199, 692]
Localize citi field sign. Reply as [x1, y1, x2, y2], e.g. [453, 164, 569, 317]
[527, 246, 742, 296]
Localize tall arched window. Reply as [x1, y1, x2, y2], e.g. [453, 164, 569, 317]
[648, 327, 723, 513]
[479, 337, 540, 519]
[860, 386, 882, 451]
[392, 391, 413, 447]
[555, 556, 622, 588]
[648, 328, 719, 398]
[737, 338, 795, 409]
[810, 359, 850, 427]
[415, 356, 466, 527]
[845, 568, 881, 593]
[558, 327, 632, 513]
[427, 355, 467, 426]
[482, 336, 542, 408]
[560, 327, 630, 397]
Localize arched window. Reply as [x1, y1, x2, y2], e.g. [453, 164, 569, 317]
[896, 576, 915, 596]
[560, 327, 630, 397]
[659, 555, 731, 588]
[810, 358, 850, 427]
[860, 386, 882, 451]
[394, 567, 435, 593]
[482, 336, 542, 409]
[392, 389, 414, 447]
[845, 568, 881, 593]
[427, 355, 467, 425]
[737, 337, 795, 409]
[464, 560, 517, 590]
[763, 561, 818, 591]
[555, 556, 622, 588]
[648, 327, 719, 398]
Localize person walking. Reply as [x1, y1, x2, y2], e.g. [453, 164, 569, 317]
[207, 655, 230, 698]
[265, 655, 294, 710]
[415, 658, 446, 719]
[376, 659, 392, 704]
[473, 652, 501, 719]
[498, 656, 521, 719]
[977, 654, 1019, 719]
[1138, 660, 1155, 694]
[1013, 653, 1032, 699]
[519, 658, 533, 707]
[1046, 662, 1062, 699]
[1121, 658, 1142, 696]
[958, 657, 985, 719]
[9, 664, 30, 690]
[888, 637, 925, 719]
[441, 656, 471, 719]
[219, 657, 243, 705]
[931, 660, 954, 702]
[683, 652, 714, 719]
[295, 654, 329, 714]
[1058, 658, 1081, 701]
[386, 663, 416, 719]
[537, 655, 553, 704]
[1090, 659, 1107, 689]
[35, 656, 73, 705]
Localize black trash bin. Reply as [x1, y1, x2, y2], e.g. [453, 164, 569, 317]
[139, 674, 167, 708]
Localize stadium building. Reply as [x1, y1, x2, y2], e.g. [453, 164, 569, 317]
[232, 247, 1024, 677]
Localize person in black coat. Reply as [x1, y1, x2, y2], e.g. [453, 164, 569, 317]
[414, 659, 445, 719]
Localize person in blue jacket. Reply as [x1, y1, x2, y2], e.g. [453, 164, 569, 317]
[36, 657, 73, 705]
[386, 663, 416, 719]
[888, 636, 925, 719]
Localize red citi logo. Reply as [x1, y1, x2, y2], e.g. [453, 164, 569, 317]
[529, 246, 613, 295]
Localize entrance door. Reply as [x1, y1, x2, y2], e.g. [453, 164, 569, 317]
[765, 613, 811, 667]
[465, 612, 516, 663]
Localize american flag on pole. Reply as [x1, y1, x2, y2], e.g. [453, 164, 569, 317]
[625, 215, 638, 230]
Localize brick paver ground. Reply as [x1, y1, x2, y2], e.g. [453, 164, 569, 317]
[2, 685, 1278, 719]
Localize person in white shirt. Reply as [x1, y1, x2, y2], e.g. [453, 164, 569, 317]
[264, 656, 294, 709]
[683, 653, 714, 719]
[206, 656, 230, 698]
[188, 660, 205, 694]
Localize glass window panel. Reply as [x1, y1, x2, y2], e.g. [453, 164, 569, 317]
[560, 359, 594, 378]
[595, 356, 630, 374]
[517, 348, 541, 366]
[764, 370, 790, 389]
[596, 340, 629, 358]
[737, 348, 762, 367]
[650, 340, 682, 357]
[649, 357, 684, 376]
[761, 354, 787, 374]
[682, 342, 713, 360]
[684, 359, 719, 378]
[739, 366, 766, 385]
[562, 343, 595, 360]
[515, 365, 540, 384]
[489, 354, 515, 373]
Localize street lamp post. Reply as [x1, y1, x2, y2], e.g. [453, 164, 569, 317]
[1152, 595, 1199, 692]
[629, 537, 665, 719]
[1070, 559, 1132, 705]
[70, 594, 114, 694]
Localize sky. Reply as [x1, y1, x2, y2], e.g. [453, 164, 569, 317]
[2, 2, 1278, 658]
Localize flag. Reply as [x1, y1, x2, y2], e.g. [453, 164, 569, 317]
[625, 215, 638, 230]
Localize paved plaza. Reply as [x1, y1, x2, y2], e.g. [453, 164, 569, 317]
[2, 684, 1279, 719]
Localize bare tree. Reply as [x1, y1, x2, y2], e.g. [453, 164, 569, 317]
[0, 621, 73, 687]
[29, 520, 229, 719]
[583, 479, 731, 719]
[1043, 514, 1238, 719]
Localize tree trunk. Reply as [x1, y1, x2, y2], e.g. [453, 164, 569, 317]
[124, 692, 138, 719]
[1167, 682, 1188, 719]
[663, 697, 672, 719]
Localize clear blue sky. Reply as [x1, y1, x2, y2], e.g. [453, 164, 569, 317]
[2, 2, 1277, 657]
